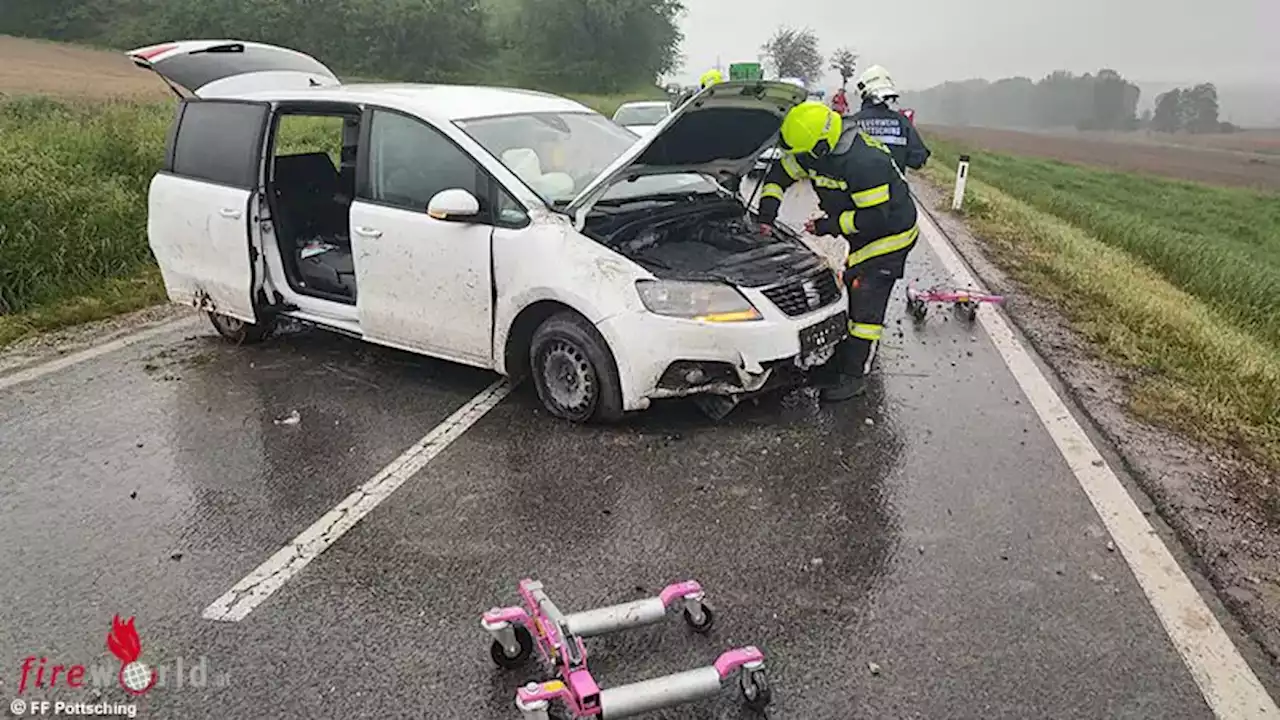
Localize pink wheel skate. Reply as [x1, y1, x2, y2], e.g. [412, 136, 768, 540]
[906, 281, 1005, 323]
[482, 578, 771, 718]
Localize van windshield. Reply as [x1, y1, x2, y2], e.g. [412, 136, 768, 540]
[456, 111, 716, 205]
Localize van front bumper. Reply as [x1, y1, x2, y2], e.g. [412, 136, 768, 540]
[595, 298, 847, 412]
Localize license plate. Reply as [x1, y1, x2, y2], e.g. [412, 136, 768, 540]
[799, 312, 846, 358]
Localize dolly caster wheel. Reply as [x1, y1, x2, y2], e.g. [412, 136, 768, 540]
[956, 301, 978, 323]
[490, 625, 534, 668]
[683, 603, 715, 634]
[907, 299, 927, 322]
[740, 669, 772, 711]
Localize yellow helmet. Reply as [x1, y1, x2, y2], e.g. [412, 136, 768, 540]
[699, 68, 724, 88]
[780, 101, 842, 157]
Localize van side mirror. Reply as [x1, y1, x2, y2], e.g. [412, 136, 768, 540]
[426, 188, 480, 221]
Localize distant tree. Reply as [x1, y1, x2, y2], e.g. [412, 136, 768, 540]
[761, 26, 823, 84]
[1151, 89, 1184, 132]
[1085, 68, 1139, 131]
[508, 0, 685, 92]
[1139, 108, 1153, 128]
[829, 47, 858, 89]
[1182, 83, 1220, 133]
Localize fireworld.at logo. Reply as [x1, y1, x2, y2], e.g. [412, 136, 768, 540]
[16, 615, 228, 695]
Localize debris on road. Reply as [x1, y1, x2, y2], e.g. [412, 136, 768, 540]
[868, 661, 882, 676]
[128, 491, 137, 500]
[275, 410, 301, 426]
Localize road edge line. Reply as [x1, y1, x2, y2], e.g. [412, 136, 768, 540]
[916, 210, 1279, 719]
[0, 315, 200, 392]
[201, 379, 512, 622]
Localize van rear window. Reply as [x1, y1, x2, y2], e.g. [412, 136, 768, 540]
[170, 100, 268, 189]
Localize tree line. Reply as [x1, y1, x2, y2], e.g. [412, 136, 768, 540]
[0, 0, 684, 93]
[898, 70, 1143, 131]
[1150, 84, 1230, 133]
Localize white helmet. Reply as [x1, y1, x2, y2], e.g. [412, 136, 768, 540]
[857, 65, 898, 103]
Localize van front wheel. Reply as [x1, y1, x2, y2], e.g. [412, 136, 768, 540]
[207, 311, 275, 345]
[529, 312, 623, 423]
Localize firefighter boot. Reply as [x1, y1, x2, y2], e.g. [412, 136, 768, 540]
[820, 338, 870, 403]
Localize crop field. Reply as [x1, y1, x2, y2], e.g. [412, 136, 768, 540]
[0, 35, 172, 100]
[921, 124, 1280, 191]
[920, 136, 1280, 485]
[0, 35, 650, 345]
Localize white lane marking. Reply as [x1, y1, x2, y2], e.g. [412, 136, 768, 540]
[0, 316, 200, 392]
[202, 379, 512, 622]
[916, 211, 1279, 719]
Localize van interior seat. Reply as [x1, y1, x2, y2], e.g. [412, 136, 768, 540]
[272, 152, 356, 301]
[273, 152, 349, 242]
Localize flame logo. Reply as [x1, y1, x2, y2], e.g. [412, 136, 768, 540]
[106, 615, 157, 695]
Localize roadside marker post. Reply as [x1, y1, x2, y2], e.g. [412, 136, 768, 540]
[952, 154, 970, 211]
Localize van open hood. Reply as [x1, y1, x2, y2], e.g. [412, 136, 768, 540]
[127, 40, 340, 98]
[567, 80, 808, 227]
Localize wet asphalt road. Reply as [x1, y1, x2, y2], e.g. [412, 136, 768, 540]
[0, 191, 1245, 718]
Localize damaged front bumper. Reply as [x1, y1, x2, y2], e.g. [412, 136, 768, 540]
[595, 302, 847, 411]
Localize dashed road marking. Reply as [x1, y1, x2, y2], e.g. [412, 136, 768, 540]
[0, 316, 200, 392]
[202, 379, 512, 622]
[916, 209, 1279, 719]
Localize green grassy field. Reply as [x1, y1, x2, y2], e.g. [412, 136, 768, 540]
[0, 90, 657, 347]
[921, 139, 1280, 506]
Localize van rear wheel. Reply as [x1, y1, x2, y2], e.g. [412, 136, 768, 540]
[207, 311, 275, 345]
[529, 312, 623, 424]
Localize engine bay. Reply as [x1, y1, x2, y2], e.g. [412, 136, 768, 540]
[584, 196, 828, 288]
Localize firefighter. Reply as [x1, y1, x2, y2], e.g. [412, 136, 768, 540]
[849, 65, 931, 173]
[830, 87, 850, 115]
[757, 101, 920, 401]
[675, 69, 724, 107]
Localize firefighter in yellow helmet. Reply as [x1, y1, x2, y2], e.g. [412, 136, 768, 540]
[757, 101, 920, 401]
[676, 68, 724, 107]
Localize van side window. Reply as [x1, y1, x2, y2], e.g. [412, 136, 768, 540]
[364, 110, 483, 215]
[171, 100, 268, 189]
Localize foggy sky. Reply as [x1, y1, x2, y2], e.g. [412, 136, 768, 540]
[673, 0, 1278, 90]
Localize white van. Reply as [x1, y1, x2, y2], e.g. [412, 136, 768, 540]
[129, 40, 847, 422]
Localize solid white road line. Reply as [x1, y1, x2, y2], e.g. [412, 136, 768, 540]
[0, 316, 200, 392]
[202, 379, 511, 622]
[917, 212, 1279, 719]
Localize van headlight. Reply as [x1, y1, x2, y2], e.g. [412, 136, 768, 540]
[635, 280, 762, 322]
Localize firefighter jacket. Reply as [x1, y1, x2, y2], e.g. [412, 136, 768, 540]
[757, 128, 919, 277]
[849, 99, 931, 171]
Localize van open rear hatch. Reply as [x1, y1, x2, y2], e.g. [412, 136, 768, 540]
[127, 40, 340, 98]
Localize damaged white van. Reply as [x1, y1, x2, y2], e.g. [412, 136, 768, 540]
[130, 40, 848, 422]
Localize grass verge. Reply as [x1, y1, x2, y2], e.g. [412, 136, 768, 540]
[0, 89, 654, 349]
[920, 142, 1280, 514]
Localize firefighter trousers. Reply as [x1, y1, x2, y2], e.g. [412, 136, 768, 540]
[838, 265, 900, 378]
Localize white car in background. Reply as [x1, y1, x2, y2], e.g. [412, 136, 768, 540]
[129, 39, 846, 423]
[611, 100, 673, 136]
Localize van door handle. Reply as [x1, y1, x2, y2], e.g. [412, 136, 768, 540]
[219, 208, 242, 219]
[354, 226, 382, 238]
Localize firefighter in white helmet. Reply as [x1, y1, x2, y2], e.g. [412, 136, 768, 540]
[849, 65, 931, 173]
